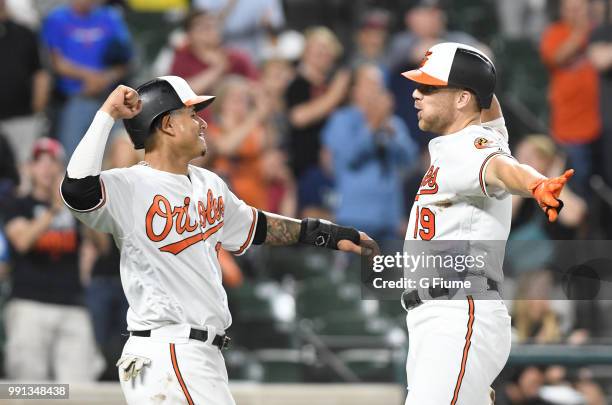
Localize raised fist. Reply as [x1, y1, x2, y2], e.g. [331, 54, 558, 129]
[100, 85, 142, 120]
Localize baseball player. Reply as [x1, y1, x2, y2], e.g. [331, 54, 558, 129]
[399, 43, 574, 404]
[59, 76, 376, 404]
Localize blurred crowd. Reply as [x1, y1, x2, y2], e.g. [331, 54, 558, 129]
[0, 0, 611, 403]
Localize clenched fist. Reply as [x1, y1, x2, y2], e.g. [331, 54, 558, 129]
[100, 85, 142, 120]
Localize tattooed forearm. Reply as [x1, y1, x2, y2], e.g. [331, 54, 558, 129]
[264, 212, 301, 246]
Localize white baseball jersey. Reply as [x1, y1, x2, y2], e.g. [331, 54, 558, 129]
[403, 119, 514, 405]
[404, 119, 514, 281]
[71, 163, 257, 332]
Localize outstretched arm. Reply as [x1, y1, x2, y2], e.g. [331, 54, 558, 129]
[485, 155, 574, 222]
[254, 211, 378, 256]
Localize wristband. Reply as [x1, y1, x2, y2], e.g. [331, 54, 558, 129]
[298, 218, 360, 249]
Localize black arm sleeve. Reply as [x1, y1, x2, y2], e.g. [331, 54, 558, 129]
[252, 210, 268, 245]
[61, 174, 103, 211]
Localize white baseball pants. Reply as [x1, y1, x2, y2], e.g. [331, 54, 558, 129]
[405, 297, 511, 405]
[119, 324, 235, 405]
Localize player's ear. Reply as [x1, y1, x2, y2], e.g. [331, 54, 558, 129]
[159, 112, 178, 137]
[456, 90, 474, 111]
[161, 113, 172, 132]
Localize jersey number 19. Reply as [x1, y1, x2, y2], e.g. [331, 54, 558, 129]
[413, 206, 435, 240]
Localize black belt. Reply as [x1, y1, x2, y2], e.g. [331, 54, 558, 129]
[403, 278, 498, 311]
[130, 329, 232, 350]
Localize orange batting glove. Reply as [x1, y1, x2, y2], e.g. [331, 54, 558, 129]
[528, 169, 574, 222]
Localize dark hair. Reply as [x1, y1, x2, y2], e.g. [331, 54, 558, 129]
[183, 9, 211, 32]
[144, 112, 169, 151]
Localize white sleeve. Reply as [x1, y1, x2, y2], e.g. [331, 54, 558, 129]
[66, 110, 114, 178]
[481, 117, 509, 141]
[219, 182, 257, 255]
[451, 131, 515, 198]
[70, 169, 135, 237]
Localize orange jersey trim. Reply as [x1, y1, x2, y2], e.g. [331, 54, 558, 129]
[479, 152, 509, 196]
[231, 207, 257, 255]
[450, 296, 475, 405]
[170, 343, 195, 405]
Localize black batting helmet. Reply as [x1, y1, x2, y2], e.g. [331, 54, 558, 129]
[401, 42, 496, 109]
[123, 76, 215, 149]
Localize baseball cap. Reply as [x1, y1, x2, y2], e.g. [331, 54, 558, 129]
[158, 75, 215, 110]
[31, 137, 65, 161]
[401, 42, 496, 108]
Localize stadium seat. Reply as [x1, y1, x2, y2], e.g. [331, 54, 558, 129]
[296, 277, 362, 319]
[253, 348, 304, 382]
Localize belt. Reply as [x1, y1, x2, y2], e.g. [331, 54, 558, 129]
[403, 278, 498, 311]
[130, 329, 232, 350]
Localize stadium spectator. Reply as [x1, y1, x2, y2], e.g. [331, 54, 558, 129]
[494, 0, 549, 42]
[498, 366, 550, 404]
[322, 64, 417, 241]
[387, 0, 483, 74]
[506, 136, 587, 291]
[510, 135, 587, 241]
[206, 75, 272, 209]
[387, 0, 485, 148]
[193, 0, 285, 64]
[296, 152, 336, 220]
[588, 0, 612, 236]
[2, 138, 103, 381]
[285, 26, 349, 181]
[499, 365, 606, 405]
[259, 57, 294, 144]
[42, 0, 132, 156]
[349, 9, 391, 83]
[540, 0, 601, 198]
[0, 0, 51, 165]
[170, 9, 259, 124]
[259, 58, 297, 216]
[512, 270, 562, 344]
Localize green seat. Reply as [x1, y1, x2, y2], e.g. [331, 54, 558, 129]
[313, 310, 373, 336]
[253, 349, 304, 382]
[296, 278, 361, 319]
[338, 349, 396, 382]
[378, 299, 406, 327]
[262, 246, 335, 281]
[228, 283, 274, 321]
